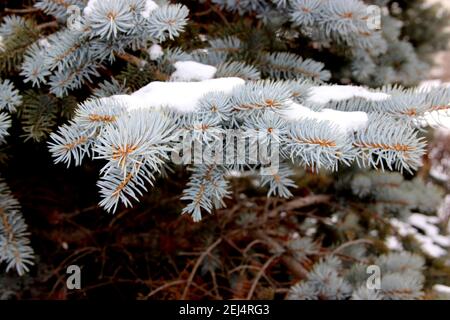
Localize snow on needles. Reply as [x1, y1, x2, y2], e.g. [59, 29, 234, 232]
[433, 284, 450, 299]
[84, 0, 158, 18]
[148, 43, 163, 60]
[113, 77, 245, 112]
[390, 216, 450, 258]
[408, 213, 450, 248]
[141, 0, 158, 18]
[420, 81, 450, 130]
[282, 102, 369, 134]
[307, 85, 390, 105]
[108, 77, 371, 134]
[83, 0, 97, 16]
[170, 61, 217, 81]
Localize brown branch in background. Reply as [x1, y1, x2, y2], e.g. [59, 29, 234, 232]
[37, 21, 59, 31]
[5, 7, 40, 14]
[144, 280, 187, 299]
[254, 231, 308, 280]
[246, 254, 278, 300]
[211, 5, 230, 26]
[269, 194, 331, 216]
[194, 8, 213, 17]
[116, 52, 147, 68]
[181, 238, 223, 299]
[331, 239, 374, 256]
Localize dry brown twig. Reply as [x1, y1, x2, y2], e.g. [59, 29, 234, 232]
[254, 230, 309, 280]
[181, 237, 223, 299]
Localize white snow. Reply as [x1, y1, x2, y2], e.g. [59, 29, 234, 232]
[424, 111, 450, 130]
[391, 217, 449, 258]
[141, 0, 159, 18]
[409, 213, 450, 247]
[148, 43, 164, 60]
[385, 236, 403, 250]
[170, 61, 217, 82]
[108, 79, 401, 135]
[112, 77, 245, 113]
[415, 234, 448, 257]
[409, 214, 440, 236]
[84, 0, 158, 18]
[418, 80, 450, 130]
[318, 108, 368, 133]
[307, 85, 390, 105]
[83, 0, 98, 16]
[440, 196, 450, 233]
[417, 79, 446, 92]
[302, 81, 449, 131]
[281, 102, 314, 119]
[282, 102, 369, 134]
[38, 37, 51, 49]
[433, 284, 450, 298]
[112, 77, 371, 132]
[433, 284, 450, 299]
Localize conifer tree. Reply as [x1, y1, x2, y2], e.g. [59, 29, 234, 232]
[0, 0, 449, 300]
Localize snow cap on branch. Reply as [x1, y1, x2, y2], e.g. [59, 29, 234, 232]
[307, 85, 390, 105]
[282, 102, 369, 134]
[170, 61, 217, 81]
[113, 77, 245, 112]
[148, 43, 164, 60]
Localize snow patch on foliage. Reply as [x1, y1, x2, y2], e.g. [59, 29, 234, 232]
[307, 85, 390, 105]
[433, 284, 450, 299]
[148, 43, 163, 60]
[170, 61, 217, 81]
[417, 80, 446, 92]
[38, 37, 51, 49]
[424, 111, 450, 130]
[84, 0, 158, 18]
[141, 0, 159, 18]
[83, 0, 98, 16]
[282, 102, 369, 134]
[385, 236, 403, 250]
[113, 77, 245, 112]
[409, 213, 450, 247]
[0, 35, 4, 52]
[110, 77, 374, 132]
[419, 80, 450, 130]
[391, 216, 449, 258]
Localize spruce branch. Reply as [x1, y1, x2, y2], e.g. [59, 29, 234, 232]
[0, 181, 34, 276]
